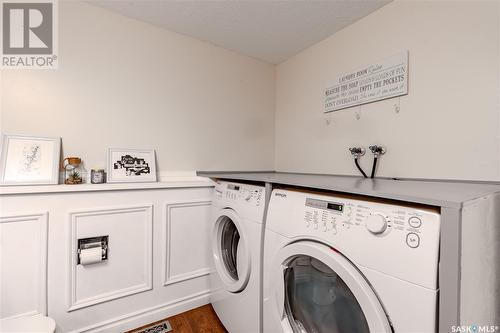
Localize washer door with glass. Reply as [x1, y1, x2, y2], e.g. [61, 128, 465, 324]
[272, 241, 392, 333]
[213, 208, 251, 293]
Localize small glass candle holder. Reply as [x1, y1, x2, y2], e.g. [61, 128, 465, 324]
[91, 169, 105, 184]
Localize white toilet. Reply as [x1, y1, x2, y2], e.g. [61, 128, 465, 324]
[0, 314, 56, 333]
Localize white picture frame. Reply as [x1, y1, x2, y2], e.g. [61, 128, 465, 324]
[0, 134, 61, 186]
[106, 148, 157, 183]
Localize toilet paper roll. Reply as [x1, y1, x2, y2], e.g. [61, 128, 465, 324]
[79, 247, 103, 265]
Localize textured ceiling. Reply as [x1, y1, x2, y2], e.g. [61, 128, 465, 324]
[89, 0, 391, 64]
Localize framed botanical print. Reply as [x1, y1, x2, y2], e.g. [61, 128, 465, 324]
[0, 135, 61, 185]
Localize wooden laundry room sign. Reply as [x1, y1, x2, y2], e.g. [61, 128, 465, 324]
[324, 51, 408, 112]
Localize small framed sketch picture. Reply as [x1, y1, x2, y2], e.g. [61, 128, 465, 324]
[107, 148, 157, 183]
[0, 134, 61, 185]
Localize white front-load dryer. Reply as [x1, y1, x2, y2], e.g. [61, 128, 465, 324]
[210, 181, 266, 333]
[263, 189, 441, 333]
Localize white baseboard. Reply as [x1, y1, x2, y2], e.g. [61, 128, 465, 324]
[66, 290, 210, 333]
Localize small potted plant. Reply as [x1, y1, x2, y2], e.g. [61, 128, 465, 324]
[63, 157, 84, 184]
[65, 170, 82, 184]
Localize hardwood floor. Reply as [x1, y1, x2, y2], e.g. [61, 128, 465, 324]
[126, 304, 228, 333]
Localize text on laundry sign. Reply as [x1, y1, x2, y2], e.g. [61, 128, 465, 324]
[324, 51, 408, 112]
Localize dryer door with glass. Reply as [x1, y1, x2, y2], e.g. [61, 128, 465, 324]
[212, 208, 251, 293]
[271, 241, 392, 333]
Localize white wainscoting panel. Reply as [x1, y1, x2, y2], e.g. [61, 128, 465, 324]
[163, 200, 211, 286]
[68, 205, 153, 311]
[0, 212, 48, 319]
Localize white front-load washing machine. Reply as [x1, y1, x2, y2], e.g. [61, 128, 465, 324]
[263, 188, 441, 333]
[210, 181, 266, 333]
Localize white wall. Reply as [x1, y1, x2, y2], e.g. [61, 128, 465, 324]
[2, 1, 499, 181]
[0, 1, 276, 173]
[275, 0, 500, 181]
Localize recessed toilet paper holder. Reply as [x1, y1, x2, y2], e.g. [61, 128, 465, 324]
[77, 236, 108, 265]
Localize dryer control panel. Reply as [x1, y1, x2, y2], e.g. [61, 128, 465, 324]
[212, 181, 265, 222]
[267, 189, 441, 289]
[222, 183, 263, 206]
[303, 196, 428, 248]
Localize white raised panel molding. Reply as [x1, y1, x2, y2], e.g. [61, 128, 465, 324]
[0, 212, 48, 319]
[67, 205, 153, 311]
[163, 200, 211, 286]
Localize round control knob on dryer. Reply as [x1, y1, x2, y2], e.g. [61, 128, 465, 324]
[243, 190, 252, 201]
[365, 214, 388, 234]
